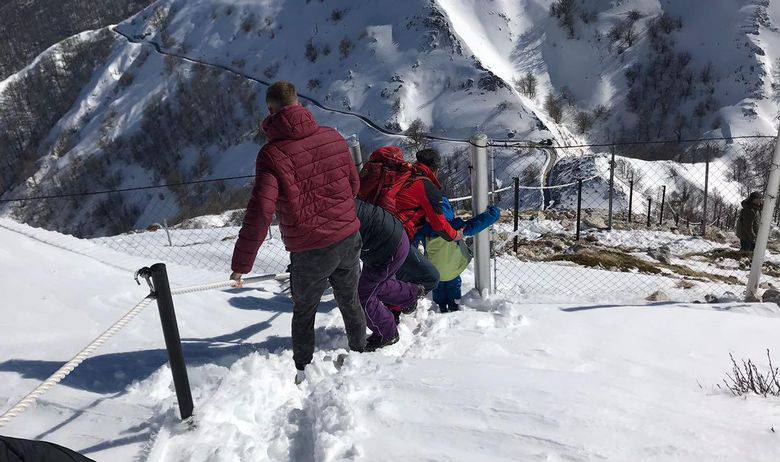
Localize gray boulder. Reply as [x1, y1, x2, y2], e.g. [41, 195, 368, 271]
[762, 288, 780, 306]
[646, 290, 670, 302]
[648, 245, 672, 264]
[583, 214, 607, 230]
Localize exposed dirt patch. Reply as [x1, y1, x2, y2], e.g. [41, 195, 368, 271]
[545, 249, 663, 274]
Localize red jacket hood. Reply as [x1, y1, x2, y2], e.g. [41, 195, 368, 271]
[414, 162, 442, 188]
[262, 105, 319, 142]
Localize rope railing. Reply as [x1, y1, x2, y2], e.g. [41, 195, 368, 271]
[0, 271, 289, 428]
[0, 296, 154, 428]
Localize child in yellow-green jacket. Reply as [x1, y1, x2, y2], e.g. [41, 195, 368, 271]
[416, 197, 500, 312]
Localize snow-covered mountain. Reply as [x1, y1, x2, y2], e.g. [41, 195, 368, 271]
[2, 0, 779, 235]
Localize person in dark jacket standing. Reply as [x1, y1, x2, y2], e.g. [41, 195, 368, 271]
[355, 199, 424, 350]
[230, 81, 366, 380]
[736, 191, 763, 251]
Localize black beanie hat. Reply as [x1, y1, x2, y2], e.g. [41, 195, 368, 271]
[416, 148, 441, 171]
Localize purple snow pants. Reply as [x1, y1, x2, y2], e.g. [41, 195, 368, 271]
[358, 234, 420, 341]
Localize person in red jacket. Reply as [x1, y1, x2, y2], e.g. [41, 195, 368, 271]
[394, 148, 463, 296]
[230, 81, 366, 380]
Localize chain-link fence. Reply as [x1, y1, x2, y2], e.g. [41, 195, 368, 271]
[0, 174, 292, 277]
[1, 136, 777, 301]
[489, 137, 779, 301]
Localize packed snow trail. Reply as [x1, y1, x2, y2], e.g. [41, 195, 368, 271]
[147, 293, 780, 462]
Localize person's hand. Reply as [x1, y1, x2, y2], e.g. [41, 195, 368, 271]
[230, 272, 244, 288]
[453, 229, 465, 241]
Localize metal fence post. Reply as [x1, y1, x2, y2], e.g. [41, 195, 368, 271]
[646, 198, 652, 228]
[470, 134, 492, 296]
[489, 146, 498, 292]
[347, 135, 363, 171]
[702, 154, 710, 236]
[576, 179, 583, 241]
[659, 186, 666, 226]
[146, 263, 194, 421]
[627, 178, 634, 224]
[607, 147, 616, 230]
[513, 177, 520, 253]
[163, 219, 173, 247]
[747, 130, 780, 300]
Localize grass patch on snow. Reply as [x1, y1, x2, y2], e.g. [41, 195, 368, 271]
[685, 248, 753, 261]
[546, 248, 742, 285]
[684, 248, 780, 280]
[661, 262, 742, 285]
[546, 249, 663, 274]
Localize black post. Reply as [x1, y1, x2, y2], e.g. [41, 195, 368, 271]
[646, 198, 652, 228]
[702, 155, 710, 236]
[659, 185, 666, 226]
[716, 204, 721, 229]
[576, 179, 583, 241]
[513, 177, 520, 253]
[148, 263, 194, 421]
[607, 147, 616, 230]
[627, 178, 634, 224]
[729, 206, 735, 230]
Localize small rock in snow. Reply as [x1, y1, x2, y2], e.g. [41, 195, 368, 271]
[761, 288, 780, 306]
[646, 290, 670, 302]
[648, 245, 672, 264]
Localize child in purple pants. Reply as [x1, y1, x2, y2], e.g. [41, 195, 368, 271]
[355, 199, 424, 351]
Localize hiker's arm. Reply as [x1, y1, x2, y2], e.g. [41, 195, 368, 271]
[231, 150, 279, 274]
[419, 181, 459, 241]
[463, 205, 501, 236]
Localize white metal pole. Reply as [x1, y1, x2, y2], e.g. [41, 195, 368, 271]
[746, 130, 780, 300]
[489, 145, 497, 292]
[470, 133, 492, 296]
[347, 135, 363, 171]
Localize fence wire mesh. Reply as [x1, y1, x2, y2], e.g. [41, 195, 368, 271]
[489, 138, 780, 301]
[1, 137, 777, 302]
[0, 175, 291, 276]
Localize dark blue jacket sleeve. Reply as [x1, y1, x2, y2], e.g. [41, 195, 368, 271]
[463, 205, 501, 236]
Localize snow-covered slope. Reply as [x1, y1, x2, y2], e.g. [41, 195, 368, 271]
[2, 221, 780, 460]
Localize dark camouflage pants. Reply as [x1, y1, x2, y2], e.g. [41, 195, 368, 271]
[290, 232, 366, 370]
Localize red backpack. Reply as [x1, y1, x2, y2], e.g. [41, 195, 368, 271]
[358, 146, 414, 213]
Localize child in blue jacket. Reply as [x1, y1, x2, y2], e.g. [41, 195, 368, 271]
[416, 196, 501, 312]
